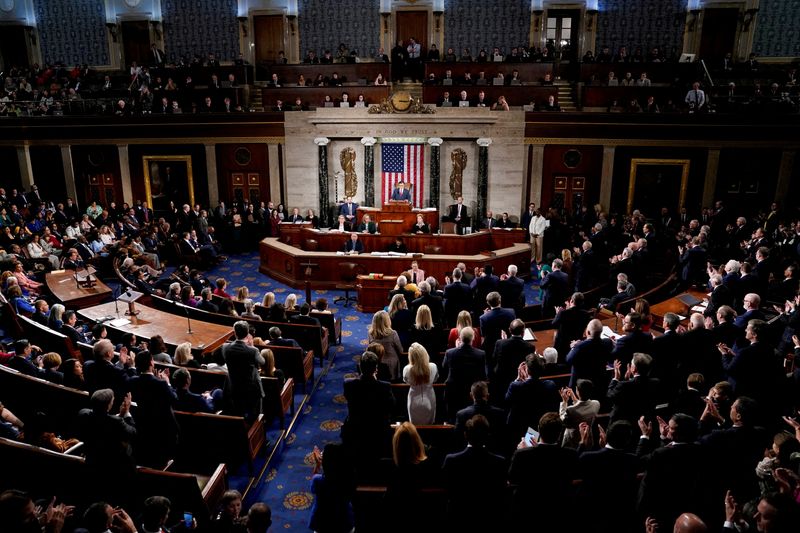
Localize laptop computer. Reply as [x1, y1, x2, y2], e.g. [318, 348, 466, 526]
[324, 102, 334, 107]
[476, 79, 488, 86]
[458, 101, 470, 107]
[440, 101, 453, 107]
[339, 102, 350, 107]
[492, 77, 504, 86]
[677, 293, 703, 307]
[442, 78, 453, 86]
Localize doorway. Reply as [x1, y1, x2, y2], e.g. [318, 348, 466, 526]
[121, 21, 151, 67]
[545, 9, 579, 61]
[254, 15, 284, 65]
[699, 8, 739, 63]
[395, 11, 428, 52]
[0, 26, 29, 69]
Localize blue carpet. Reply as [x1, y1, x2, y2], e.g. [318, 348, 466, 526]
[200, 252, 543, 530]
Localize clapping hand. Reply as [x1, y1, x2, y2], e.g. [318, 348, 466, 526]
[578, 422, 593, 448]
[645, 517, 660, 533]
[613, 359, 623, 380]
[516, 361, 529, 382]
[724, 490, 742, 524]
[597, 425, 607, 448]
[656, 416, 669, 439]
[638, 416, 653, 438]
[792, 335, 800, 348]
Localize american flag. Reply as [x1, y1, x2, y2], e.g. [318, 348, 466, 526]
[381, 143, 425, 207]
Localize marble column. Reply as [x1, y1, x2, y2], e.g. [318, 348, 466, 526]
[529, 144, 545, 208]
[428, 137, 443, 209]
[775, 150, 796, 204]
[361, 137, 377, 207]
[599, 146, 615, 212]
[60, 145, 78, 204]
[314, 137, 331, 227]
[703, 149, 720, 208]
[476, 138, 492, 227]
[118, 144, 133, 205]
[16, 146, 33, 190]
[205, 143, 220, 207]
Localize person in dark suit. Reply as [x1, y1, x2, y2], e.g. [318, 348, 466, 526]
[444, 268, 472, 327]
[291, 303, 322, 328]
[128, 351, 178, 467]
[286, 207, 304, 223]
[76, 388, 137, 502]
[442, 327, 487, 421]
[268, 326, 304, 354]
[611, 311, 654, 366]
[59, 311, 90, 345]
[5, 339, 46, 378]
[343, 233, 364, 254]
[355, 214, 377, 234]
[539, 259, 569, 318]
[713, 305, 740, 348]
[390, 181, 412, 202]
[719, 319, 783, 410]
[471, 265, 500, 313]
[389, 275, 417, 309]
[338, 196, 359, 226]
[505, 354, 560, 442]
[678, 313, 724, 386]
[705, 274, 734, 321]
[342, 351, 394, 462]
[457, 261, 475, 286]
[733, 293, 764, 329]
[223, 321, 265, 421]
[573, 240, 596, 292]
[481, 210, 497, 230]
[172, 368, 218, 413]
[443, 414, 507, 531]
[447, 196, 469, 233]
[552, 292, 592, 359]
[636, 413, 708, 528]
[566, 319, 613, 389]
[197, 287, 219, 313]
[491, 319, 534, 396]
[411, 281, 444, 328]
[496, 212, 516, 229]
[454, 381, 506, 451]
[478, 291, 515, 362]
[679, 237, 708, 288]
[607, 353, 660, 424]
[649, 312, 683, 400]
[507, 412, 578, 530]
[669, 373, 707, 421]
[520, 203, 537, 242]
[83, 339, 136, 402]
[498, 264, 525, 314]
[577, 421, 641, 533]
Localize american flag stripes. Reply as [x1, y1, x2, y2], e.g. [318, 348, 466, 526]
[381, 143, 425, 207]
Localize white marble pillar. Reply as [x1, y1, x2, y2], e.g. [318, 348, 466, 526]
[205, 143, 219, 207]
[599, 146, 615, 212]
[703, 149, 720, 208]
[16, 146, 33, 190]
[529, 144, 545, 208]
[268, 144, 281, 203]
[60, 145, 78, 203]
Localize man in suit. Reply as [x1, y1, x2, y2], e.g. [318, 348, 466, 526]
[389, 275, 416, 309]
[172, 368, 218, 413]
[734, 293, 764, 329]
[457, 262, 475, 286]
[505, 354, 560, 442]
[128, 351, 178, 467]
[471, 265, 500, 312]
[520, 203, 537, 242]
[566, 319, 613, 390]
[223, 321, 265, 421]
[611, 311, 653, 366]
[720, 319, 782, 410]
[338, 196, 358, 226]
[291, 303, 322, 328]
[705, 274, 734, 321]
[442, 327, 487, 421]
[481, 210, 497, 229]
[443, 268, 472, 327]
[443, 414, 507, 531]
[573, 240, 596, 291]
[355, 214, 377, 234]
[331, 214, 351, 232]
[5, 339, 46, 378]
[507, 412, 577, 529]
[552, 292, 592, 361]
[636, 413, 708, 528]
[390, 181, 412, 202]
[447, 196, 469, 234]
[454, 381, 506, 445]
[268, 326, 304, 354]
[342, 351, 394, 462]
[60, 311, 90, 345]
[479, 291, 515, 362]
[287, 207, 304, 223]
[343, 232, 364, 254]
[83, 339, 136, 401]
[496, 212, 515, 229]
[412, 281, 444, 327]
[150, 43, 165, 66]
[540, 258, 570, 318]
[31, 299, 49, 326]
[650, 312, 682, 399]
[492, 319, 534, 395]
[607, 352, 660, 424]
[679, 237, 708, 288]
[498, 264, 525, 314]
[197, 287, 219, 313]
[678, 313, 724, 386]
[577, 421, 640, 533]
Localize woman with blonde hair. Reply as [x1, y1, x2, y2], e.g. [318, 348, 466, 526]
[235, 286, 249, 302]
[447, 310, 482, 348]
[259, 348, 285, 384]
[561, 248, 574, 283]
[284, 293, 298, 311]
[409, 305, 443, 358]
[261, 292, 275, 308]
[386, 422, 434, 509]
[174, 342, 199, 367]
[402, 343, 438, 424]
[388, 293, 413, 348]
[367, 310, 402, 381]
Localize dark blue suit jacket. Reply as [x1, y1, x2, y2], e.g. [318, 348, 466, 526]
[479, 306, 516, 358]
[391, 188, 411, 202]
[566, 336, 613, 388]
[611, 329, 653, 365]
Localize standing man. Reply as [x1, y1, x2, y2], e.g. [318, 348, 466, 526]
[338, 196, 359, 227]
[391, 181, 412, 202]
[448, 196, 469, 234]
[407, 37, 422, 82]
[521, 203, 537, 242]
[529, 208, 546, 264]
[223, 321, 265, 421]
[391, 40, 407, 83]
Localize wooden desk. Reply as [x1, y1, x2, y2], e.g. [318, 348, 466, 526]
[357, 203, 439, 235]
[422, 85, 557, 106]
[260, 237, 531, 293]
[46, 270, 112, 308]
[78, 302, 233, 355]
[356, 275, 398, 313]
[261, 86, 390, 108]
[648, 289, 708, 329]
[581, 86, 678, 108]
[266, 63, 388, 84]
[279, 221, 313, 246]
[425, 62, 558, 83]
[294, 227, 527, 255]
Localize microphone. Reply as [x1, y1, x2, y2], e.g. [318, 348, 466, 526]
[174, 298, 193, 335]
[113, 284, 121, 319]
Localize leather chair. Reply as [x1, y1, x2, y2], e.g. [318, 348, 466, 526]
[440, 221, 457, 234]
[334, 262, 363, 307]
[423, 245, 443, 255]
[304, 239, 319, 251]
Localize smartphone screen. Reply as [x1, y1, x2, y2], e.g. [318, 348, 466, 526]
[183, 512, 192, 528]
[525, 427, 540, 447]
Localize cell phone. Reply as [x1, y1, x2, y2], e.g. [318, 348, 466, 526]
[524, 427, 540, 447]
[183, 512, 193, 528]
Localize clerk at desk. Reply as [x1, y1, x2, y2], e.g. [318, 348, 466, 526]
[332, 214, 351, 232]
[411, 213, 430, 234]
[343, 233, 364, 254]
[356, 214, 378, 234]
[391, 181, 412, 202]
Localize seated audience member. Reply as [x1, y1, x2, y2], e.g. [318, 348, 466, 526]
[411, 214, 429, 234]
[356, 214, 377, 234]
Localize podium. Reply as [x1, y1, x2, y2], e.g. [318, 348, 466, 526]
[356, 203, 439, 236]
[119, 289, 144, 316]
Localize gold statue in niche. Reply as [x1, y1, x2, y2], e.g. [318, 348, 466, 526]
[449, 148, 467, 200]
[340, 147, 357, 197]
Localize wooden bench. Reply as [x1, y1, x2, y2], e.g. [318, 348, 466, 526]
[311, 310, 342, 345]
[0, 364, 89, 437]
[600, 273, 678, 316]
[17, 314, 80, 360]
[173, 411, 266, 472]
[269, 344, 314, 392]
[0, 436, 226, 525]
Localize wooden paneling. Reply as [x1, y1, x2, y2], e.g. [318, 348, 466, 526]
[128, 144, 208, 209]
[699, 9, 739, 63]
[215, 143, 270, 205]
[30, 146, 67, 202]
[254, 15, 285, 66]
[541, 145, 603, 214]
[72, 145, 124, 206]
[262, 86, 390, 108]
[423, 85, 557, 106]
[121, 20, 151, 67]
[715, 148, 781, 209]
[396, 11, 428, 51]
